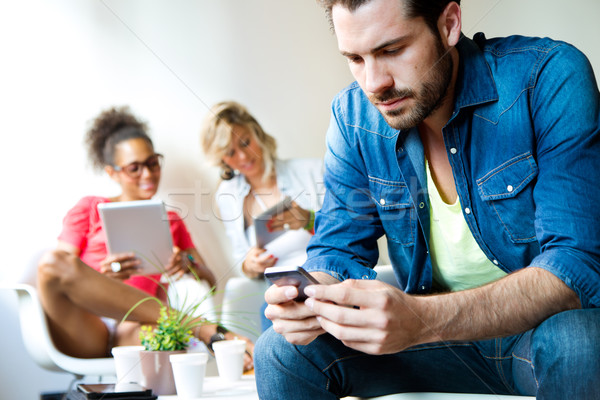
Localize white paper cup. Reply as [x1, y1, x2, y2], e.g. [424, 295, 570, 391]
[111, 345, 144, 388]
[169, 352, 209, 399]
[211, 339, 246, 382]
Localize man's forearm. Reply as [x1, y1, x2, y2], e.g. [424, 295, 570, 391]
[418, 267, 581, 344]
[311, 271, 342, 285]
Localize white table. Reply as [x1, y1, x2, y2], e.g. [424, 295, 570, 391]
[157, 375, 533, 400]
[158, 375, 258, 399]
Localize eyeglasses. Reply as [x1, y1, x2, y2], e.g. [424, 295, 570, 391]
[113, 153, 164, 178]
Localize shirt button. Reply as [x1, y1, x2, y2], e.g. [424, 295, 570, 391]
[450, 148, 457, 154]
[493, 259, 499, 265]
[464, 207, 471, 214]
[420, 285, 426, 291]
[507, 185, 514, 193]
[419, 202, 425, 209]
[380, 199, 386, 205]
[362, 275, 369, 279]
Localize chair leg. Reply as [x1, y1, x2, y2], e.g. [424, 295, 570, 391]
[60, 375, 83, 400]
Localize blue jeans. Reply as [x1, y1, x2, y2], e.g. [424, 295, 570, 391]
[260, 301, 273, 332]
[255, 309, 600, 399]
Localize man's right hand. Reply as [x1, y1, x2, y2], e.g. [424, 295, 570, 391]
[264, 271, 338, 345]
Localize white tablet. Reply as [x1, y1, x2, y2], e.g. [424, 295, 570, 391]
[97, 199, 173, 275]
[253, 196, 293, 248]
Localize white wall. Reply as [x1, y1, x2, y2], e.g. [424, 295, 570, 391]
[1, 0, 599, 398]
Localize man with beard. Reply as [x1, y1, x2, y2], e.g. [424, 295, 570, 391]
[254, 0, 600, 399]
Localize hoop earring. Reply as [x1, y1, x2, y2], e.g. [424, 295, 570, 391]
[220, 163, 234, 180]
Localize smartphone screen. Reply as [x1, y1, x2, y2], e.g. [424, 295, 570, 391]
[77, 383, 151, 399]
[264, 266, 320, 301]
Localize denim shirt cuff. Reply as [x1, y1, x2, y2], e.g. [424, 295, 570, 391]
[529, 249, 599, 309]
[302, 255, 378, 282]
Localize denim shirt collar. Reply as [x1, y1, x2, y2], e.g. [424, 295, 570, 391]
[393, 35, 501, 255]
[453, 33, 499, 114]
[396, 34, 501, 185]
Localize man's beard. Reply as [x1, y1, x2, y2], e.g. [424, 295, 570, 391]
[370, 39, 454, 131]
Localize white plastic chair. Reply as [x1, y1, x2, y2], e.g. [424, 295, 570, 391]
[219, 277, 270, 343]
[219, 266, 534, 399]
[1, 283, 116, 381]
[1, 247, 116, 386]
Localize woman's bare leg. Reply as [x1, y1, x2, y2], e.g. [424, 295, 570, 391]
[114, 321, 144, 347]
[37, 250, 250, 362]
[37, 250, 163, 358]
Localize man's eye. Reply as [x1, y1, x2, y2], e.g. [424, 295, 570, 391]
[240, 139, 250, 147]
[383, 47, 402, 56]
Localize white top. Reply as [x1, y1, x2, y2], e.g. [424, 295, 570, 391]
[216, 158, 325, 275]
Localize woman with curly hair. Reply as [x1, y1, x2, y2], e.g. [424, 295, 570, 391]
[37, 106, 253, 365]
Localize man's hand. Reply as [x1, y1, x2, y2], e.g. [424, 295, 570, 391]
[303, 268, 581, 356]
[264, 284, 325, 344]
[304, 279, 425, 354]
[264, 271, 338, 345]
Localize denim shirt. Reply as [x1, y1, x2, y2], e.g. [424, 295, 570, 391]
[303, 33, 600, 308]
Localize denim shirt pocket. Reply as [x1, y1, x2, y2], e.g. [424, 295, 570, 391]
[368, 177, 415, 246]
[476, 152, 538, 243]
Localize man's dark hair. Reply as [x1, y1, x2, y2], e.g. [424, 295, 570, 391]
[317, 0, 460, 34]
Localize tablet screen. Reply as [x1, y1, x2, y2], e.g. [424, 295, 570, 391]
[98, 200, 173, 275]
[253, 196, 293, 248]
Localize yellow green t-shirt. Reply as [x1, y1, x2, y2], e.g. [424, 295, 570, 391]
[426, 161, 507, 291]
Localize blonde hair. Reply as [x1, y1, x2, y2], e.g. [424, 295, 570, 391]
[200, 101, 277, 181]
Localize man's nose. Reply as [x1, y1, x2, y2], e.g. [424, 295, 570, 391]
[364, 60, 394, 95]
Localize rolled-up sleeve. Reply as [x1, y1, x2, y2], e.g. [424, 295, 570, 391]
[529, 43, 600, 308]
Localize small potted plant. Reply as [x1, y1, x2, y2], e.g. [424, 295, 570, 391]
[122, 268, 216, 395]
[137, 303, 205, 395]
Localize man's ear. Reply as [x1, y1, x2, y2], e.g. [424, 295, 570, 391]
[438, 1, 462, 47]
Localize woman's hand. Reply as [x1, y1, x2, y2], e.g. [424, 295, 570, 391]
[267, 201, 311, 232]
[165, 248, 217, 288]
[99, 252, 141, 280]
[187, 249, 217, 289]
[164, 247, 188, 279]
[242, 247, 278, 278]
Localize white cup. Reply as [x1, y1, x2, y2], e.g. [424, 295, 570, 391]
[211, 339, 246, 382]
[169, 352, 209, 399]
[111, 345, 144, 389]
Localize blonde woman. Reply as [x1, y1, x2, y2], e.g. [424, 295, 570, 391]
[200, 101, 324, 330]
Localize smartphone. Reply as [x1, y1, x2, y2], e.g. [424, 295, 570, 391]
[264, 266, 320, 301]
[77, 383, 154, 399]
